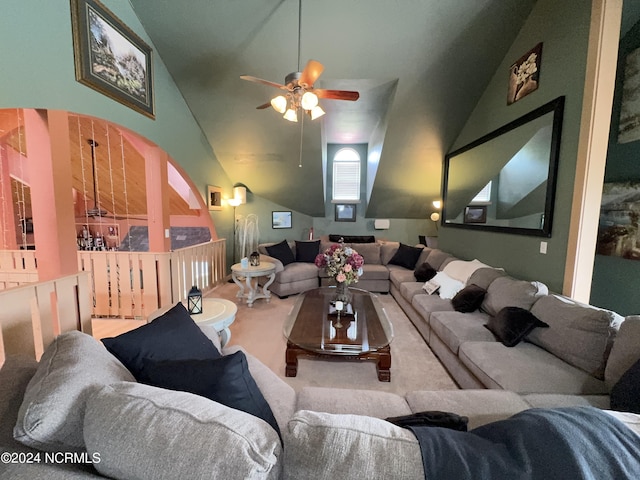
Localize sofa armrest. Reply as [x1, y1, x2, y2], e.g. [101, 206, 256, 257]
[259, 254, 284, 273]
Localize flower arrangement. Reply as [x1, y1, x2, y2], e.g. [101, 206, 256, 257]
[315, 242, 364, 285]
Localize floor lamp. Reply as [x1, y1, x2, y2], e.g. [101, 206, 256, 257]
[228, 186, 246, 264]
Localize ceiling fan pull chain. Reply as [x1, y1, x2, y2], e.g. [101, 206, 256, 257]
[299, 113, 304, 168]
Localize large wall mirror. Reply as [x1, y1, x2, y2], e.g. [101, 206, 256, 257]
[442, 96, 565, 237]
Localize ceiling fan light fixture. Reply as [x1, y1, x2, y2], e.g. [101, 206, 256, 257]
[301, 91, 318, 110]
[283, 108, 298, 122]
[270, 95, 287, 114]
[310, 105, 325, 120]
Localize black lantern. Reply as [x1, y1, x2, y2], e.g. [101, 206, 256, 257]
[250, 251, 261, 266]
[187, 286, 203, 314]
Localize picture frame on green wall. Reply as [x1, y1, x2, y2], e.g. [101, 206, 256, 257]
[70, 0, 155, 119]
[507, 43, 542, 105]
[618, 46, 640, 144]
[335, 204, 356, 222]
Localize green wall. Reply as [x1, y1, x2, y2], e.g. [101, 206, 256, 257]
[0, 0, 238, 264]
[590, 18, 640, 316]
[438, 0, 592, 293]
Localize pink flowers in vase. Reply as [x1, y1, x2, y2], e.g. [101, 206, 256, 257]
[315, 242, 364, 285]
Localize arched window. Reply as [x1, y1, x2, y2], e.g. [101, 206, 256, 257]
[332, 147, 360, 201]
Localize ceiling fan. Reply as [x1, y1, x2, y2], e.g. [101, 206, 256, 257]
[240, 0, 359, 122]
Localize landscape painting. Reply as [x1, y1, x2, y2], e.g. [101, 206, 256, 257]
[618, 46, 640, 144]
[71, 0, 154, 118]
[597, 181, 640, 260]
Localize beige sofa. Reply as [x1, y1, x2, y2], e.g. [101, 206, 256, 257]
[2, 327, 639, 480]
[389, 247, 639, 411]
[257, 238, 432, 297]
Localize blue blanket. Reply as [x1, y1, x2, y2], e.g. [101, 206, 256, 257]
[408, 407, 640, 480]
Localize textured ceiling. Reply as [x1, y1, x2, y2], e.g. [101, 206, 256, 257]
[129, 0, 537, 217]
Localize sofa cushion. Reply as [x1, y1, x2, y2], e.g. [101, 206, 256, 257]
[429, 311, 494, 354]
[283, 410, 423, 480]
[353, 242, 381, 265]
[411, 294, 456, 323]
[389, 266, 418, 289]
[467, 267, 507, 290]
[610, 359, 640, 414]
[295, 240, 320, 263]
[405, 390, 530, 429]
[296, 387, 412, 418]
[400, 282, 427, 302]
[13, 331, 135, 452]
[358, 264, 390, 281]
[458, 341, 608, 394]
[101, 302, 221, 379]
[481, 276, 548, 317]
[485, 307, 549, 347]
[442, 259, 491, 284]
[605, 316, 640, 390]
[84, 382, 281, 480]
[451, 284, 487, 313]
[265, 239, 296, 266]
[277, 262, 320, 283]
[521, 393, 610, 410]
[414, 261, 437, 282]
[424, 271, 464, 299]
[388, 243, 423, 270]
[425, 249, 455, 270]
[528, 295, 622, 380]
[138, 352, 281, 437]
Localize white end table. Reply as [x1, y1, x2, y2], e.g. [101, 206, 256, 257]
[231, 261, 276, 307]
[191, 298, 237, 347]
[147, 298, 237, 347]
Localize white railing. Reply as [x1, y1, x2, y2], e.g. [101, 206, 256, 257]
[0, 272, 91, 363]
[0, 239, 226, 320]
[77, 239, 226, 319]
[0, 250, 38, 289]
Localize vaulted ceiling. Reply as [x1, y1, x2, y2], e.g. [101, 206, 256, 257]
[129, 0, 538, 217]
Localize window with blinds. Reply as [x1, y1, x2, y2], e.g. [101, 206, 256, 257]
[471, 181, 492, 204]
[332, 148, 361, 201]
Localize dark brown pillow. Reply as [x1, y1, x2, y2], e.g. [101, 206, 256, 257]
[484, 306, 549, 347]
[414, 262, 437, 282]
[451, 284, 486, 313]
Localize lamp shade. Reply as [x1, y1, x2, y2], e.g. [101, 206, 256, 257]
[233, 186, 247, 205]
[310, 105, 325, 120]
[187, 286, 202, 314]
[283, 108, 298, 122]
[270, 95, 287, 113]
[301, 91, 318, 110]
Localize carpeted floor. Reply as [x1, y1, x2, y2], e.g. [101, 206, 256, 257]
[211, 282, 458, 395]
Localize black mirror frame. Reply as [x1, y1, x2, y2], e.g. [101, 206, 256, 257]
[442, 96, 565, 237]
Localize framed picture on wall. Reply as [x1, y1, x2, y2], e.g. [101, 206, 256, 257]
[335, 204, 356, 222]
[207, 185, 222, 210]
[272, 211, 292, 229]
[618, 46, 640, 144]
[70, 0, 155, 118]
[464, 206, 487, 224]
[507, 43, 542, 105]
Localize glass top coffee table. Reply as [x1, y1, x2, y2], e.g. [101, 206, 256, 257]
[283, 287, 394, 381]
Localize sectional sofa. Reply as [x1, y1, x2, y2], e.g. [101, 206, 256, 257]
[2, 321, 639, 479]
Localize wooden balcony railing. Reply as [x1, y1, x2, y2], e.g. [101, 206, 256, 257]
[0, 271, 91, 363]
[0, 239, 226, 320]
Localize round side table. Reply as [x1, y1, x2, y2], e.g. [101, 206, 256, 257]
[191, 298, 237, 347]
[231, 261, 276, 307]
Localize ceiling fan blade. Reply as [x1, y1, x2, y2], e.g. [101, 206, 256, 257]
[256, 102, 272, 110]
[299, 60, 324, 87]
[314, 89, 360, 101]
[240, 75, 287, 90]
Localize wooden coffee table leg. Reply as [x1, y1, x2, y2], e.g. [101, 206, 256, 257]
[376, 346, 391, 382]
[285, 342, 299, 377]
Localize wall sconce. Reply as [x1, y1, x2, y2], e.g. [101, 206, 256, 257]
[430, 212, 440, 222]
